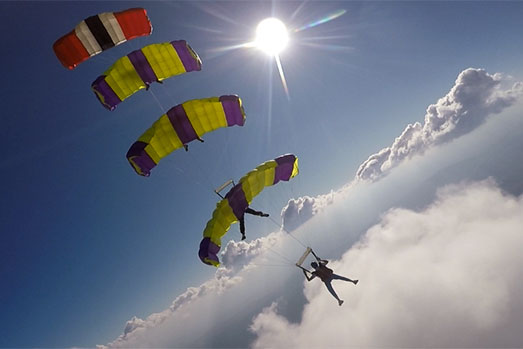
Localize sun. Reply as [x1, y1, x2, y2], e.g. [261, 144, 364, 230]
[254, 17, 289, 56]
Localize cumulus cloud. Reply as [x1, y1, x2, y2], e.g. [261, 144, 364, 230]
[356, 68, 523, 182]
[251, 180, 523, 348]
[220, 232, 285, 271]
[279, 68, 523, 228]
[99, 263, 244, 348]
[281, 191, 335, 231]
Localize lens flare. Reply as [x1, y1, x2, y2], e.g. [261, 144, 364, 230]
[293, 9, 346, 33]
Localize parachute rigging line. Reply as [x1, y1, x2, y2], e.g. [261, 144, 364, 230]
[267, 216, 308, 249]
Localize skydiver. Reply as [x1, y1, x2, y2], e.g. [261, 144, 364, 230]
[145, 79, 163, 91]
[239, 207, 269, 240]
[183, 136, 205, 151]
[301, 252, 358, 306]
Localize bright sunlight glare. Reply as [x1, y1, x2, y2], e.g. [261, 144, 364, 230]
[255, 17, 289, 56]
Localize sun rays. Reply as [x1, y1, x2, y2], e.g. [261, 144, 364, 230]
[195, 3, 348, 100]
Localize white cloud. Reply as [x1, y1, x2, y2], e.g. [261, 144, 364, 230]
[99, 264, 244, 348]
[251, 179, 523, 348]
[279, 68, 523, 229]
[356, 68, 523, 182]
[281, 191, 335, 232]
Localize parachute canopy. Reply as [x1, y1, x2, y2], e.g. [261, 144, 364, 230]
[199, 154, 299, 266]
[127, 95, 246, 176]
[53, 8, 152, 70]
[91, 40, 202, 110]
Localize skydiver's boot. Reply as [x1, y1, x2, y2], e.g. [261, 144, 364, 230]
[241, 234, 246, 241]
[353, 280, 359, 285]
[338, 300, 344, 306]
[261, 213, 269, 217]
[184, 144, 189, 151]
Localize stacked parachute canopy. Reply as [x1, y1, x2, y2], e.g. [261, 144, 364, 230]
[53, 8, 152, 70]
[91, 40, 202, 110]
[199, 154, 299, 266]
[127, 95, 246, 177]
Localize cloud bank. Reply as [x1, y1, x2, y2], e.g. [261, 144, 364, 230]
[251, 180, 523, 348]
[281, 68, 522, 231]
[99, 234, 284, 348]
[356, 68, 523, 182]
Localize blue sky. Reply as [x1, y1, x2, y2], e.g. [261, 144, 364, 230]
[1, 1, 523, 347]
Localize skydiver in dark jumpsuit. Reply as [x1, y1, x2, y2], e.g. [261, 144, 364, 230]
[302, 254, 358, 306]
[239, 207, 269, 240]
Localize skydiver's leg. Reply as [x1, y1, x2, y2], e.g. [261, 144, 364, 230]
[332, 274, 358, 285]
[239, 216, 246, 240]
[324, 281, 343, 305]
[245, 207, 269, 217]
[183, 144, 189, 151]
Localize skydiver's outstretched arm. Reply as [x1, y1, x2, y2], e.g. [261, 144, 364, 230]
[310, 249, 327, 264]
[245, 207, 269, 217]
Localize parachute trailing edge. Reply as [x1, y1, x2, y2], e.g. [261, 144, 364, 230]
[91, 40, 202, 110]
[53, 8, 152, 70]
[127, 95, 246, 176]
[199, 154, 299, 267]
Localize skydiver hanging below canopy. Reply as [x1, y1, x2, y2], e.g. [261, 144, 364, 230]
[144, 79, 162, 91]
[239, 207, 269, 240]
[297, 248, 358, 306]
[199, 154, 299, 267]
[183, 135, 204, 151]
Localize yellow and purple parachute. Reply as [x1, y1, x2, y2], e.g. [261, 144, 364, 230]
[127, 95, 246, 176]
[91, 40, 202, 110]
[199, 154, 299, 266]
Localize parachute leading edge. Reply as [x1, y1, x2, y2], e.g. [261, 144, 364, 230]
[127, 95, 246, 176]
[91, 40, 202, 110]
[199, 154, 299, 267]
[53, 8, 152, 70]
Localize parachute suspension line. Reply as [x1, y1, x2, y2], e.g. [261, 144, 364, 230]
[148, 88, 167, 114]
[222, 131, 237, 182]
[267, 216, 308, 249]
[93, 53, 116, 66]
[265, 244, 296, 265]
[185, 150, 218, 193]
[152, 85, 232, 193]
[255, 191, 281, 221]
[288, 174, 298, 201]
[248, 263, 294, 268]
[163, 162, 211, 192]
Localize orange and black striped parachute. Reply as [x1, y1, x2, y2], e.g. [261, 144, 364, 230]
[53, 8, 152, 70]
